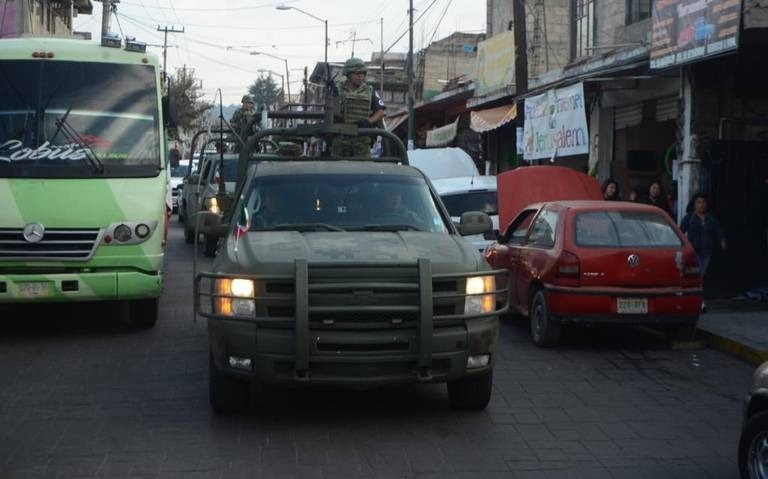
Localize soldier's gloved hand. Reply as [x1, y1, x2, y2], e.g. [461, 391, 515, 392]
[356, 119, 372, 128]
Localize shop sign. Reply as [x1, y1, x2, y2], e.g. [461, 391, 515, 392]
[650, 0, 741, 69]
[426, 117, 459, 148]
[522, 83, 589, 161]
[475, 31, 515, 96]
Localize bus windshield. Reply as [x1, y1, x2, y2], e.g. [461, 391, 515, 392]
[0, 60, 160, 178]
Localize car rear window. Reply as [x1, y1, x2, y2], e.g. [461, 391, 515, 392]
[440, 191, 498, 217]
[575, 211, 682, 248]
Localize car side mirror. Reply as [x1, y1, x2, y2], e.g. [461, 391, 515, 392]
[458, 211, 492, 236]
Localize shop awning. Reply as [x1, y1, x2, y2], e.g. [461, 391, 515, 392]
[385, 113, 408, 131]
[425, 117, 459, 147]
[470, 104, 517, 133]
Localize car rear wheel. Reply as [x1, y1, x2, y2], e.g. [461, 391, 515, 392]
[666, 323, 697, 342]
[447, 369, 492, 410]
[739, 411, 768, 479]
[530, 290, 561, 347]
[126, 298, 159, 329]
[203, 235, 218, 257]
[209, 354, 250, 414]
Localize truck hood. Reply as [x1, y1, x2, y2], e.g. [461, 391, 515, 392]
[215, 231, 487, 275]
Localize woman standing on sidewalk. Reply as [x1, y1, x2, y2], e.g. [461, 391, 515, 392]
[680, 192, 727, 312]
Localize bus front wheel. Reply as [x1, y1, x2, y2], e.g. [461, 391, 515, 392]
[127, 298, 159, 329]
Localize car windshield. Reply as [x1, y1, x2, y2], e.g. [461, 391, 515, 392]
[575, 210, 682, 248]
[0, 60, 159, 178]
[244, 174, 448, 233]
[441, 191, 498, 217]
[204, 157, 238, 183]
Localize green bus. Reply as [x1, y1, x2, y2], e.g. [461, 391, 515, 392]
[0, 37, 169, 328]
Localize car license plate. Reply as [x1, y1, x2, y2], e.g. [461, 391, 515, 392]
[18, 282, 51, 298]
[617, 297, 648, 314]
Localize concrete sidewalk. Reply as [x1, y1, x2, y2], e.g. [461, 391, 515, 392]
[697, 300, 768, 365]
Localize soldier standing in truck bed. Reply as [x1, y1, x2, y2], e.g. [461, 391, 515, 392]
[332, 57, 386, 158]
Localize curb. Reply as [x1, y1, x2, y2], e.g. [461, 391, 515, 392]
[697, 327, 768, 365]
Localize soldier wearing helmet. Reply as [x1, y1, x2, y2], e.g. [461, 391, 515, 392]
[332, 57, 386, 158]
[230, 94, 256, 146]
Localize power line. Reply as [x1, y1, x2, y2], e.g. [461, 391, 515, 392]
[119, 0, 296, 12]
[385, 0, 440, 54]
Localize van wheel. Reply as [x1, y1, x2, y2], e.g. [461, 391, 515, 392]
[203, 236, 218, 257]
[530, 290, 561, 347]
[209, 354, 250, 414]
[739, 411, 768, 479]
[447, 369, 492, 410]
[127, 298, 159, 329]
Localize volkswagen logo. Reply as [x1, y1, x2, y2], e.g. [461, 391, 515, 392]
[627, 254, 640, 267]
[22, 222, 45, 243]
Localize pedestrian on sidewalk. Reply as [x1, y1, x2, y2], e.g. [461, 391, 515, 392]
[680, 192, 727, 312]
[643, 180, 673, 217]
[601, 179, 621, 201]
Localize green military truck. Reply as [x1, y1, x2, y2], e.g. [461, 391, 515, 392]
[195, 124, 508, 412]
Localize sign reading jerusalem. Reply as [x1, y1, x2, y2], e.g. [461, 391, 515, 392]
[523, 83, 589, 161]
[650, 0, 741, 69]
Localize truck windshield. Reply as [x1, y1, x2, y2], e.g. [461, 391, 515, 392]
[0, 60, 160, 178]
[245, 174, 449, 233]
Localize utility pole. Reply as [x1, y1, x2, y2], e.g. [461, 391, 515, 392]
[380, 17, 384, 101]
[98, 0, 119, 38]
[512, 0, 528, 161]
[303, 66, 309, 109]
[407, 0, 415, 150]
[156, 25, 185, 83]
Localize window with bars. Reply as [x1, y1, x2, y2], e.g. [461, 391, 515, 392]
[626, 0, 652, 24]
[573, 0, 596, 59]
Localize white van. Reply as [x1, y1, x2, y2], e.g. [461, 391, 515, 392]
[406, 147, 479, 180]
[430, 175, 498, 252]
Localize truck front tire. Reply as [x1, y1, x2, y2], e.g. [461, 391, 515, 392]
[209, 354, 250, 414]
[127, 298, 159, 329]
[447, 369, 493, 410]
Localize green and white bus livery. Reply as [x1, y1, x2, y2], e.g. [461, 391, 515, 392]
[0, 38, 168, 328]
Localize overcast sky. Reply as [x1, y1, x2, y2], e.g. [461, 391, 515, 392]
[74, 0, 485, 104]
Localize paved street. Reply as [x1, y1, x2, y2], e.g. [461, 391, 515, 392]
[0, 221, 755, 479]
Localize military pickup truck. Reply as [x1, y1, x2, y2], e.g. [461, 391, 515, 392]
[194, 124, 508, 413]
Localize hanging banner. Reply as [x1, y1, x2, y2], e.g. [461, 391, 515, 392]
[522, 83, 589, 161]
[426, 117, 459, 147]
[650, 0, 741, 70]
[475, 30, 515, 96]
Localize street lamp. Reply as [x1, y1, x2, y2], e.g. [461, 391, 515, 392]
[250, 51, 291, 103]
[275, 5, 327, 77]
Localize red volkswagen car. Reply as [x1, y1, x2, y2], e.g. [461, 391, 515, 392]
[485, 201, 702, 347]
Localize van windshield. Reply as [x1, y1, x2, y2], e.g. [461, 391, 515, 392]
[0, 60, 159, 178]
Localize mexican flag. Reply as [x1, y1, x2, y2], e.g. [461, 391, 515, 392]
[234, 200, 250, 241]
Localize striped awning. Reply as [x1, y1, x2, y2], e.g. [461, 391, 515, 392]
[470, 104, 517, 133]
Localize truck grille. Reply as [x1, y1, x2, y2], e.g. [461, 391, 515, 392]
[0, 228, 102, 261]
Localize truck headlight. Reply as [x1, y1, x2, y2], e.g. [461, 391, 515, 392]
[215, 278, 255, 317]
[465, 275, 495, 314]
[204, 197, 221, 214]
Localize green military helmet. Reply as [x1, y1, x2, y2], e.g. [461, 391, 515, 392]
[342, 57, 367, 76]
[241, 94, 255, 104]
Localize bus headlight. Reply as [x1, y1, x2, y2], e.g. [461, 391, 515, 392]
[215, 278, 256, 317]
[465, 275, 495, 314]
[204, 197, 221, 214]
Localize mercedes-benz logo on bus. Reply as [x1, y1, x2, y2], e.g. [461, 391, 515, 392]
[22, 222, 45, 243]
[627, 254, 640, 267]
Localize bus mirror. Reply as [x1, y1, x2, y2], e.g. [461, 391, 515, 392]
[162, 95, 179, 128]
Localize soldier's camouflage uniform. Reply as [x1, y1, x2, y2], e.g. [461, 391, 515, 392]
[332, 80, 375, 158]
